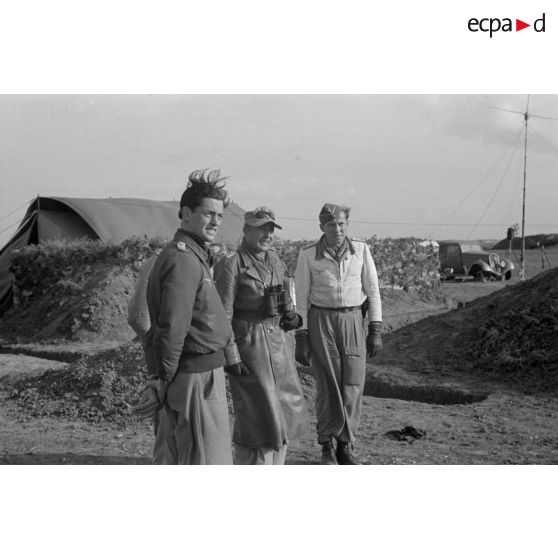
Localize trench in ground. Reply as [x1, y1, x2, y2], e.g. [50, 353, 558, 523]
[1, 345, 489, 406]
[364, 377, 489, 405]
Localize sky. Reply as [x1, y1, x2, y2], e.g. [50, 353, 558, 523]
[1, 94, 558, 247]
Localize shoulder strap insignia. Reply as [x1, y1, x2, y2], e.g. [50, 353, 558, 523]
[176, 241, 187, 252]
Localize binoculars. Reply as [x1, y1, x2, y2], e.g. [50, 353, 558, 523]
[264, 284, 293, 317]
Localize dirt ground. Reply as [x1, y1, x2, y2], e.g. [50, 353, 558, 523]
[1, 264, 556, 465]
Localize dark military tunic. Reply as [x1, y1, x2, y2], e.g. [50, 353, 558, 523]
[145, 229, 234, 464]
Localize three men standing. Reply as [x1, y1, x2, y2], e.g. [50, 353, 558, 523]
[133, 178, 382, 466]
[294, 203, 383, 465]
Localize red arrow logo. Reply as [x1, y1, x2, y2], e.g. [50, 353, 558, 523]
[516, 19, 530, 31]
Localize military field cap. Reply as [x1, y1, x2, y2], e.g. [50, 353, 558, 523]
[244, 207, 283, 229]
[319, 203, 350, 224]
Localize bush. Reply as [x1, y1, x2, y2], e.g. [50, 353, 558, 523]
[10, 236, 167, 303]
[272, 237, 440, 290]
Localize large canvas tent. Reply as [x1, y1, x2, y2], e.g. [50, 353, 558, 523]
[0, 196, 245, 315]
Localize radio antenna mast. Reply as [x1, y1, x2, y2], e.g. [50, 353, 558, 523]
[520, 96, 529, 281]
[488, 95, 558, 281]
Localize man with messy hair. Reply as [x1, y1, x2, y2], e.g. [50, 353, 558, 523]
[133, 169, 247, 465]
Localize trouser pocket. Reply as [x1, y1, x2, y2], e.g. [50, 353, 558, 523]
[343, 348, 365, 386]
[203, 368, 225, 401]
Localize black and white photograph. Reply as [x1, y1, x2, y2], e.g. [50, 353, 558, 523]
[1, 94, 557, 467]
[1, 2, 556, 557]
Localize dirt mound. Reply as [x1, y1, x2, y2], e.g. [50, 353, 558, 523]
[8, 339, 318, 425]
[468, 269, 558, 384]
[384, 268, 558, 392]
[9, 342, 148, 424]
[0, 265, 137, 344]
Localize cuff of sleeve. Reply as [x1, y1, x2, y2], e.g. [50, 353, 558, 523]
[224, 342, 241, 366]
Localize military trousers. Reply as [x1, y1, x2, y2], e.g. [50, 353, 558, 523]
[153, 367, 233, 465]
[308, 306, 367, 444]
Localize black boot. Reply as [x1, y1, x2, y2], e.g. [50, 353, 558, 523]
[336, 441, 360, 465]
[320, 441, 337, 465]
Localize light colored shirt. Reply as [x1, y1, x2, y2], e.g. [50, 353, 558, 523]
[294, 237, 382, 328]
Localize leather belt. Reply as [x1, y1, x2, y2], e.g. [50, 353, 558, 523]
[311, 305, 361, 313]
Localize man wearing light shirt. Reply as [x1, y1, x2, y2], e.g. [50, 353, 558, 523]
[294, 203, 382, 465]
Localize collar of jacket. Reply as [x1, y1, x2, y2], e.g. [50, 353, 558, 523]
[238, 241, 278, 285]
[314, 235, 355, 260]
[173, 228, 211, 263]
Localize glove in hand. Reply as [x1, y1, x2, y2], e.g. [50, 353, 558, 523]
[225, 362, 251, 376]
[295, 329, 311, 366]
[132, 380, 162, 419]
[366, 322, 383, 358]
[224, 342, 250, 375]
[281, 312, 302, 332]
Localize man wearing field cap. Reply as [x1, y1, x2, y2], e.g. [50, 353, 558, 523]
[294, 203, 382, 465]
[214, 207, 309, 465]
